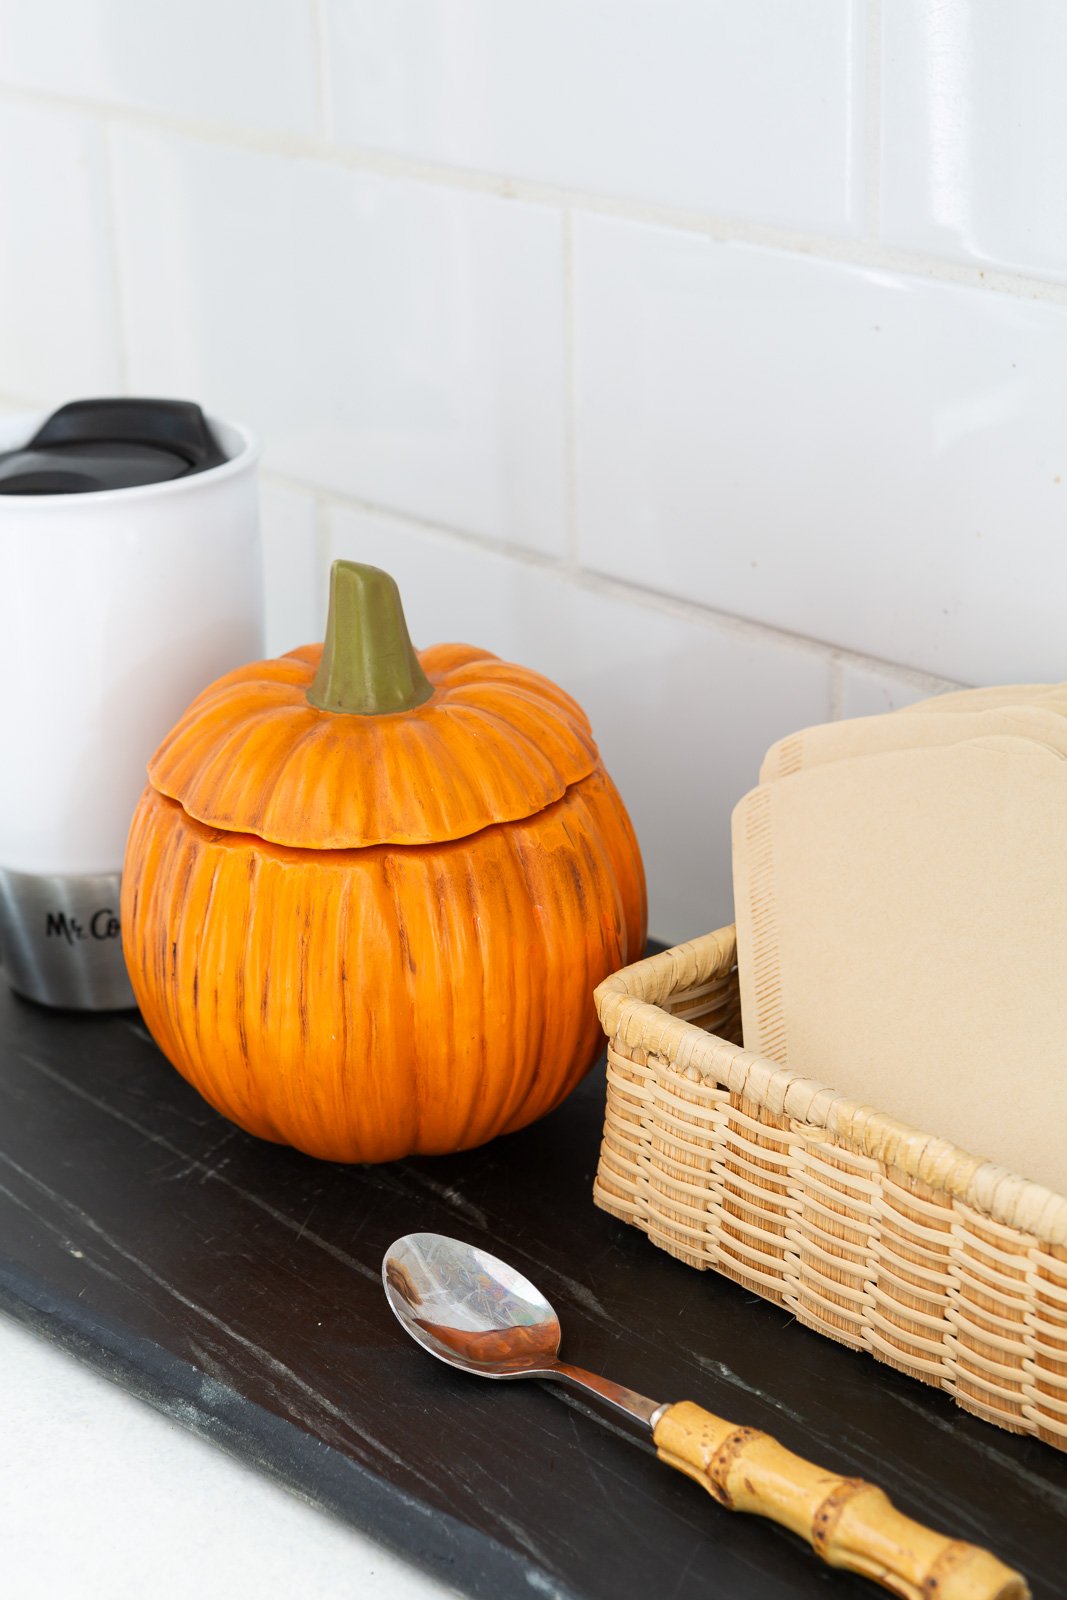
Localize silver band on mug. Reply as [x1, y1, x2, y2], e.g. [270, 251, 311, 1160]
[0, 867, 135, 1010]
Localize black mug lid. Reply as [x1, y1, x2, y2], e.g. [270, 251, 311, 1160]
[0, 398, 228, 496]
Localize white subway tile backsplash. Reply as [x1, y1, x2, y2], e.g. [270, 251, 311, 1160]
[0, 0, 319, 137]
[259, 481, 325, 657]
[574, 214, 1067, 686]
[0, 100, 120, 398]
[838, 661, 962, 720]
[881, 2, 1067, 281]
[327, 0, 865, 235]
[322, 508, 832, 940]
[4, 4, 1064, 938]
[110, 127, 568, 556]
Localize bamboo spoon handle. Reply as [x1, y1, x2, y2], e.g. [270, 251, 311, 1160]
[653, 1402, 1028, 1600]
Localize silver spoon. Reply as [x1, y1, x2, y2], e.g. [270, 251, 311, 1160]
[383, 1233, 1025, 1600]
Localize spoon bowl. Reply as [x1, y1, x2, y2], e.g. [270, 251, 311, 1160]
[382, 1232, 562, 1377]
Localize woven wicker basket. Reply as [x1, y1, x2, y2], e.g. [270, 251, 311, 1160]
[593, 925, 1067, 1449]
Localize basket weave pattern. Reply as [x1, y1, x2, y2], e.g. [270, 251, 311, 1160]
[593, 927, 1067, 1449]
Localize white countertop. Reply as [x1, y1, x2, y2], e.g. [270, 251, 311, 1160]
[2, 1314, 458, 1600]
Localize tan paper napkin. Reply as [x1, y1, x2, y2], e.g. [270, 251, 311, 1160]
[760, 704, 1067, 783]
[733, 734, 1067, 1194]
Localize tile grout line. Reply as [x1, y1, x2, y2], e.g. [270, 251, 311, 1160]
[312, 491, 333, 623]
[260, 468, 968, 689]
[562, 208, 580, 568]
[1, 82, 1066, 305]
[261, 469, 575, 583]
[520, 569, 963, 692]
[100, 114, 134, 392]
[863, 0, 883, 243]
[311, 0, 334, 145]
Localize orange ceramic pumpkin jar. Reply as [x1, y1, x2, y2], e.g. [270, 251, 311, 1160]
[122, 561, 646, 1162]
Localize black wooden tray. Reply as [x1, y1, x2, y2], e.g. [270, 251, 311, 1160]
[1, 983, 1064, 1599]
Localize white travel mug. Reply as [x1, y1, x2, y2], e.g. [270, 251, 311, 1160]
[0, 399, 263, 1009]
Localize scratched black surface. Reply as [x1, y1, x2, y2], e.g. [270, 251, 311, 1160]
[1, 986, 1065, 1600]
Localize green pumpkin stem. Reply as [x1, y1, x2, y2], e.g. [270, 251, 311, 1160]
[307, 561, 433, 715]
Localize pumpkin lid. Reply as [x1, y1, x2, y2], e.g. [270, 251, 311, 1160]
[148, 560, 600, 850]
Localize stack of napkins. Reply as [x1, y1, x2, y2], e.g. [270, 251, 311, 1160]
[732, 686, 1067, 1195]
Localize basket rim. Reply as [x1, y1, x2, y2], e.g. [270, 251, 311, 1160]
[595, 924, 1067, 1250]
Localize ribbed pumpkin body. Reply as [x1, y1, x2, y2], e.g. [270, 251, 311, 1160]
[121, 567, 646, 1163]
[123, 765, 643, 1161]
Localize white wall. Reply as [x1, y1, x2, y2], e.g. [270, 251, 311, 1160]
[1, 1, 1065, 939]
